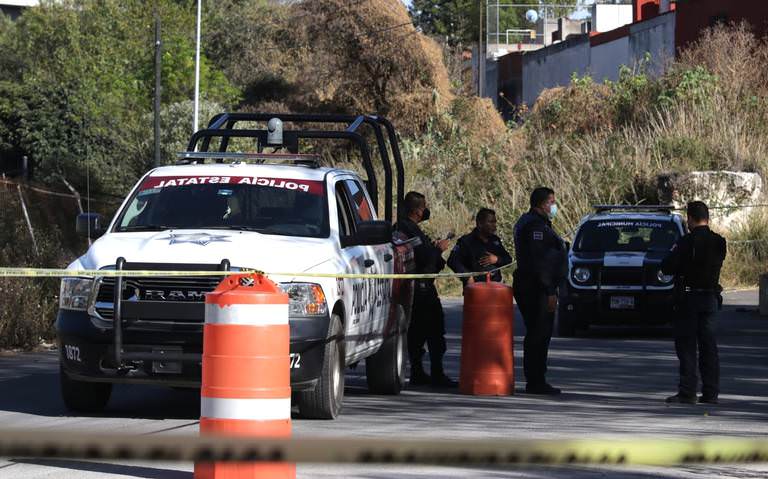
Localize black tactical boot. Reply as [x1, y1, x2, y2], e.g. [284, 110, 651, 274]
[665, 393, 697, 404]
[409, 365, 431, 386]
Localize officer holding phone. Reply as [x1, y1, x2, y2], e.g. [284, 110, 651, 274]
[448, 208, 513, 286]
[395, 191, 456, 388]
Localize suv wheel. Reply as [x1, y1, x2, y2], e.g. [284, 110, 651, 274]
[60, 365, 112, 413]
[297, 314, 345, 419]
[365, 305, 407, 394]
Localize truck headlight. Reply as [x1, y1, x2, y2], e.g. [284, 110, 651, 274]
[657, 270, 674, 284]
[279, 283, 328, 316]
[59, 278, 94, 311]
[573, 267, 591, 283]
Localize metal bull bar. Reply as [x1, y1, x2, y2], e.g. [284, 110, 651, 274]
[112, 257, 231, 367]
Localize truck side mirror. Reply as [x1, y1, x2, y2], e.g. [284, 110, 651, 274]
[355, 220, 392, 245]
[76, 213, 106, 239]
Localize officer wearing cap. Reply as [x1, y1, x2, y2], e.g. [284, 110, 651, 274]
[394, 191, 456, 388]
[448, 208, 513, 286]
[512, 187, 567, 395]
[661, 201, 727, 405]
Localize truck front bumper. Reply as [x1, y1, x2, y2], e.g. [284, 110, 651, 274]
[56, 310, 330, 391]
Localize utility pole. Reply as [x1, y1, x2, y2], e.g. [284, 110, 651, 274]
[478, 0, 484, 97]
[193, 0, 202, 135]
[154, 1, 162, 167]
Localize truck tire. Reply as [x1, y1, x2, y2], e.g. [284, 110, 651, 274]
[60, 365, 112, 413]
[365, 305, 407, 394]
[297, 314, 345, 419]
[556, 306, 579, 338]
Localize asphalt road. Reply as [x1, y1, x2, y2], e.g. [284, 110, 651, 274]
[0, 290, 766, 478]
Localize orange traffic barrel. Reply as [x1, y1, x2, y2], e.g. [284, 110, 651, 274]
[195, 274, 295, 479]
[459, 281, 515, 396]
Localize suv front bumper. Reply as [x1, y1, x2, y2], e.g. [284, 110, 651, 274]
[561, 286, 676, 324]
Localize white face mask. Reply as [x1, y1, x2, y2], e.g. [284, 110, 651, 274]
[548, 203, 558, 220]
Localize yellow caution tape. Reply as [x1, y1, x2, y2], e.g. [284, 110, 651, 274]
[0, 430, 765, 465]
[0, 263, 515, 280]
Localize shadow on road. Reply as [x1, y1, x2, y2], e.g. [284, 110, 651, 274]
[10, 459, 190, 479]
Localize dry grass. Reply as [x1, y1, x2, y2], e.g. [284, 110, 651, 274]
[0, 188, 66, 349]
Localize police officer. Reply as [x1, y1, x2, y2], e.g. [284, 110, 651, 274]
[448, 208, 513, 286]
[512, 187, 567, 395]
[661, 201, 726, 404]
[395, 191, 456, 387]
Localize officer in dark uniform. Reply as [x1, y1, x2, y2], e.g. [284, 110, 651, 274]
[448, 208, 513, 286]
[661, 201, 727, 404]
[394, 191, 455, 387]
[512, 187, 567, 395]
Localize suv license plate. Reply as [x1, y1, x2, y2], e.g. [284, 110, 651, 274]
[610, 296, 635, 310]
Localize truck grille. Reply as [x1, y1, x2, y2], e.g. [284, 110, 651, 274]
[94, 276, 223, 320]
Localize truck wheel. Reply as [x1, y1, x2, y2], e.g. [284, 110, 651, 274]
[365, 306, 407, 394]
[557, 306, 579, 338]
[297, 314, 344, 419]
[60, 365, 112, 413]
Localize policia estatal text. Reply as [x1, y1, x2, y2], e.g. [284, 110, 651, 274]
[512, 187, 567, 395]
[395, 191, 456, 388]
[661, 201, 726, 405]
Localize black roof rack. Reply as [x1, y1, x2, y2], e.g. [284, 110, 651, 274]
[593, 205, 676, 214]
[183, 113, 405, 223]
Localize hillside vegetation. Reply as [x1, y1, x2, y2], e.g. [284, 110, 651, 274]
[0, 2, 766, 347]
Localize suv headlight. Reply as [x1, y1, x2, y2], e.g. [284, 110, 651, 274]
[573, 267, 591, 283]
[59, 278, 94, 311]
[657, 270, 674, 284]
[278, 283, 328, 316]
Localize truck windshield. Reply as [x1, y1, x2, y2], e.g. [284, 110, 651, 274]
[115, 175, 328, 238]
[574, 219, 679, 253]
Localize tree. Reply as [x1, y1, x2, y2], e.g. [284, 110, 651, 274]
[0, 0, 239, 196]
[410, 0, 479, 46]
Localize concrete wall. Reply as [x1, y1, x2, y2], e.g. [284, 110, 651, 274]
[512, 11, 675, 108]
[484, 59, 499, 108]
[522, 35, 591, 106]
[675, 0, 768, 51]
[590, 36, 630, 82]
[629, 11, 676, 76]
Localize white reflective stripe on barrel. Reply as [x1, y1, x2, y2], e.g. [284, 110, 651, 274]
[204, 303, 289, 326]
[201, 397, 291, 421]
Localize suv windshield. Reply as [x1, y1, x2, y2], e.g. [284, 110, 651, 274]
[115, 174, 328, 238]
[574, 219, 679, 252]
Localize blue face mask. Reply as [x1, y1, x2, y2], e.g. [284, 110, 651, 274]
[548, 203, 558, 220]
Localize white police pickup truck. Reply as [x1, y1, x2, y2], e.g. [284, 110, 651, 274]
[56, 114, 415, 419]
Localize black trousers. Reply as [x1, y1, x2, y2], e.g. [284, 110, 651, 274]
[674, 293, 720, 398]
[513, 277, 554, 387]
[408, 281, 447, 374]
